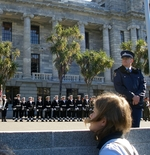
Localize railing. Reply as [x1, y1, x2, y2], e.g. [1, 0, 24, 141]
[32, 73, 52, 80]
[13, 72, 23, 79]
[93, 76, 105, 83]
[12, 72, 105, 83]
[63, 74, 80, 82]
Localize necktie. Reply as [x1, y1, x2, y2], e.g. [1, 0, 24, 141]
[126, 68, 131, 73]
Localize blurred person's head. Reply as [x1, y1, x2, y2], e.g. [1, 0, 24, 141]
[85, 92, 132, 141]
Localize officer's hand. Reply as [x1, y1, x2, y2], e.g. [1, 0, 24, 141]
[132, 95, 140, 105]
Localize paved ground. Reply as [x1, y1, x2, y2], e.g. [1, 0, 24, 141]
[0, 119, 150, 132]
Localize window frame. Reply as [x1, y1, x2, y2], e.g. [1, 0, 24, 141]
[2, 22, 12, 41]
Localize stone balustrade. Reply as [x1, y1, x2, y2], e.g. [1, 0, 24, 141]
[93, 76, 105, 83]
[12, 72, 105, 83]
[63, 74, 80, 82]
[32, 72, 52, 80]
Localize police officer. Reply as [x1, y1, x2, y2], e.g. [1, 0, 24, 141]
[44, 96, 52, 121]
[1, 94, 8, 122]
[113, 50, 146, 127]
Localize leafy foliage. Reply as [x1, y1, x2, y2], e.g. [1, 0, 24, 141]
[76, 49, 114, 95]
[47, 24, 83, 98]
[0, 41, 20, 90]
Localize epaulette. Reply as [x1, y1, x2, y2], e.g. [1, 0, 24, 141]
[131, 67, 140, 73]
[114, 67, 121, 73]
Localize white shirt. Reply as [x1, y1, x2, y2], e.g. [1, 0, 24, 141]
[99, 138, 139, 155]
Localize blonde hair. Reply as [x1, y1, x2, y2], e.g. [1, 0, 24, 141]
[85, 92, 132, 140]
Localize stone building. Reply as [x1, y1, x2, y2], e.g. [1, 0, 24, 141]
[0, 0, 149, 102]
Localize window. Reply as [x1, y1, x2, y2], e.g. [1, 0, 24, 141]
[5, 86, 20, 104]
[37, 87, 50, 103]
[2, 22, 12, 41]
[145, 36, 147, 43]
[136, 29, 139, 40]
[66, 89, 78, 99]
[85, 32, 89, 49]
[93, 89, 104, 97]
[31, 25, 40, 44]
[31, 54, 40, 73]
[120, 31, 124, 43]
[100, 3, 105, 7]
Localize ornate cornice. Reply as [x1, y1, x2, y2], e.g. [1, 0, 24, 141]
[49, 16, 62, 23]
[0, 0, 145, 25]
[127, 25, 140, 30]
[103, 24, 111, 29]
[99, 24, 111, 31]
[77, 21, 88, 26]
[23, 13, 34, 19]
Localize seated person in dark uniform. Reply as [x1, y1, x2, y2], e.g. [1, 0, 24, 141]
[36, 96, 44, 122]
[26, 96, 35, 122]
[44, 96, 52, 121]
[52, 95, 60, 121]
[83, 95, 90, 118]
[60, 96, 68, 121]
[67, 95, 75, 121]
[76, 95, 83, 121]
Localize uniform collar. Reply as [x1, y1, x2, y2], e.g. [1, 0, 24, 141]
[120, 66, 138, 74]
[97, 131, 123, 150]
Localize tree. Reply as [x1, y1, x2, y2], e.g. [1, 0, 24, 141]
[120, 39, 148, 74]
[0, 41, 20, 93]
[75, 49, 114, 96]
[47, 24, 83, 98]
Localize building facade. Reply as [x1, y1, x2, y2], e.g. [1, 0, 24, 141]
[0, 0, 149, 102]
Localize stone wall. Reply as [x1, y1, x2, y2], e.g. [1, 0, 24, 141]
[0, 128, 149, 155]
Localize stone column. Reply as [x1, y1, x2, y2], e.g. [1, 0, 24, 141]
[78, 21, 87, 52]
[109, 23, 121, 73]
[23, 13, 34, 79]
[0, 9, 3, 42]
[51, 17, 62, 80]
[127, 25, 140, 48]
[102, 24, 112, 83]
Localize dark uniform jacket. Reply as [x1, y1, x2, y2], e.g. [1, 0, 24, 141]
[44, 100, 52, 110]
[21, 101, 27, 110]
[113, 65, 146, 108]
[76, 99, 83, 110]
[14, 98, 22, 110]
[2, 99, 8, 110]
[83, 99, 90, 111]
[36, 100, 43, 109]
[60, 100, 68, 111]
[67, 99, 75, 111]
[26, 101, 35, 110]
[52, 99, 60, 111]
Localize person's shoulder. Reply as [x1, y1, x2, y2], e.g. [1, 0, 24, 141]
[132, 67, 142, 74]
[114, 66, 124, 73]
